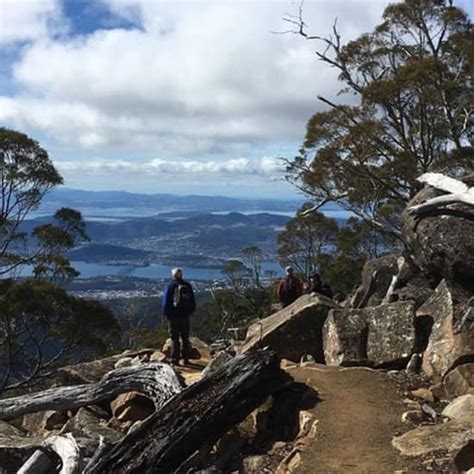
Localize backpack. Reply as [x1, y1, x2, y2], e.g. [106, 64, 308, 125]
[173, 283, 193, 313]
[282, 277, 298, 302]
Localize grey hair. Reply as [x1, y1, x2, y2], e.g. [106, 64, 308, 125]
[171, 267, 183, 278]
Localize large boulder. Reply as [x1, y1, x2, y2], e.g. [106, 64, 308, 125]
[324, 307, 368, 365]
[240, 294, 339, 363]
[324, 301, 416, 367]
[348, 255, 400, 308]
[402, 174, 474, 289]
[417, 280, 474, 380]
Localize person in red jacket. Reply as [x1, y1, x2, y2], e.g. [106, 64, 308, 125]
[278, 266, 304, 307]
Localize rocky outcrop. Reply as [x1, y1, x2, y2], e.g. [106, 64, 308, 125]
[324, 301, 415, 367]
[240, 294, 339, 363]
[417, 280, 474, 380]
[402, 174, 474, 289]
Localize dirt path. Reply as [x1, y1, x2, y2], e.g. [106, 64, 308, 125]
[287, 364, 419, 473]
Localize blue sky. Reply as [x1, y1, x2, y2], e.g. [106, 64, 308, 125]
[0, 0, 472, 198]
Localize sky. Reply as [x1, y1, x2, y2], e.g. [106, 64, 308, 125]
[0, 0, 472, 198]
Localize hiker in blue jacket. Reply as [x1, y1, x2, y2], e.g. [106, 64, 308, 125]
[162, 267, 196, 365]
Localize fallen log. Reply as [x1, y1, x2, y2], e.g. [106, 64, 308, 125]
[0, 363, 183, 421]
[18, 434, 82, 474]
[86, 350, 292, 473]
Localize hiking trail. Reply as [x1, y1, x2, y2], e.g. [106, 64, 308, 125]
[288, 364, 421, 473]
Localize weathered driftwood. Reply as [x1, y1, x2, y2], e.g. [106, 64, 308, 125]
[45, 434, 82, 474]
[86, 350, 292, 473]
[0, 363, 183, 421]
[18, 434, 82, 474]
[408, 173, 474, 217]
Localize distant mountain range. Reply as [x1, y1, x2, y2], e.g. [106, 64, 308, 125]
[24, 188, 349, 271]
[39, 188, 303, 216]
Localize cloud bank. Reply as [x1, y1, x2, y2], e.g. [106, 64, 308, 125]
[56, 155, 284, 176]
[0, 0, 388, 158]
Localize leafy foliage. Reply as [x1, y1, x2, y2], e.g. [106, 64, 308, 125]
[277, 204, 338, 278]
[0, 128, 88, 280]
[285, 0, 473, 237]
[0, 278, 121, 392]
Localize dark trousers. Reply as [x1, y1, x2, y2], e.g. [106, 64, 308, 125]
[169, 316, 191, 361]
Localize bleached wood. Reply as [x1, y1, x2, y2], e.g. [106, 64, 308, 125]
[44, 434, 82, 474]
[85, 351, 292, 473]
[417, 173, 469, 194]
[408, 173, 474, 217]
[0, 363, 183, 421]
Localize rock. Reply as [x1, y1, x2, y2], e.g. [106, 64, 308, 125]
[442, 394, 474, 420]
[56, 348, 155, 383]
[392, 416, 474, 456]
[110, 391, 155, 422]
[114, 357, 134, 369]
[420, 403, 438, 421]
[324, 301, 415, 367]
[454, 440, 474, 472]
[22, 410, 68, 434]
[0, 421, 23, 437]
[60, 407, 122, 443]
[241, 294, 339, 363]
[417, 280, 474, 380]
[402, 410, 424, 424]
[444, 363, 474, 398]
[402, 174, 474, 288]
[324, 307, 368, 365]
[411, 388, 435, 403]
[242, 454, 266, 472]
[366, 301, 416, 366]
[150, 351, 167, 363]
[390, 276, 434, 310]
[349, 255, 400, 308]
[429, 383, 446, 401]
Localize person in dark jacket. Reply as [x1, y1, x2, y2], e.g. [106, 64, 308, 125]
[307, 273, 333, 299]
[278, 266, 304, 308]
[161, 267, 196, 365]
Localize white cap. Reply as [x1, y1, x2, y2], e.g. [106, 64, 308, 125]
[171, 267, 183, 278]
[285, 266, 293, 274]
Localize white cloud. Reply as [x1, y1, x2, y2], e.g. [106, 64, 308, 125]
[0, 0, 63, 46]
[55, 155, 284, 176]
[0, 0, 388, 158]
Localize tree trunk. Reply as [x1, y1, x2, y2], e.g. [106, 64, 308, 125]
[86, 350, 292, 473]
[0, 363, 183, 421]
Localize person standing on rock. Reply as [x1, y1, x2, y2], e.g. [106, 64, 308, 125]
[278, 266, 304, 308]
[162, 267, 196, 365]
